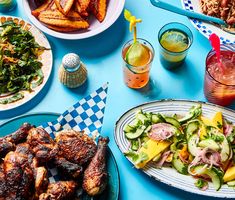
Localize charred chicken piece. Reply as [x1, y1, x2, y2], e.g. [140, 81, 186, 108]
[55, 130, 97, 166]
[3, 143, 48, 199]
[34, 166, 49, 197]
[0, 138, 14, 158]
[27, 127, 84, 178]
[27, 127, 57, 163]
[0, 123, 33, 158]
[15, 143, 49, 198]
[83, 137, 109, 196]
[7, 123, 33, 144]
[0, 162, 6, 199]
[3, 146, 35, 199]
[53, 156, 83, 179]
[39, 181, 77, 200]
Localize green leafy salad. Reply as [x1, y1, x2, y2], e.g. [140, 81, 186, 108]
[124, 105, 235, 191]
[0, 20, 46, 104]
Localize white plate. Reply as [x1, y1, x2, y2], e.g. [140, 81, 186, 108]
[114, 100, 235, 198]
[0, 16, 53, 111]
[23, 0, 125, 40]
[181, 0, 235, 44]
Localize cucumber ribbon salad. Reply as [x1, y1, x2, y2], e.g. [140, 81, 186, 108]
[124, 105, 235, 191]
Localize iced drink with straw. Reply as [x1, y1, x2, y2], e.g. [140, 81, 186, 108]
[122, 10, 154, 89]
[204, 45, 235, 106]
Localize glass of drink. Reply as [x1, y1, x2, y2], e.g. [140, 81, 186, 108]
[158, 22, 193, 70]
[122, 38, 154, 89]
[204, 44, 235, 106]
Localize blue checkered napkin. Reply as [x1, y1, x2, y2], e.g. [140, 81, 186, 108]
[39, 83, 108, 183]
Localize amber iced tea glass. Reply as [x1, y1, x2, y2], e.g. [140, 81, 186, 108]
[204, 45, 235, 106]
[122, 38, 154, 89]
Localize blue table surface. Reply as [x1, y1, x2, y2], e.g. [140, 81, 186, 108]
[1, 0, 235, 199]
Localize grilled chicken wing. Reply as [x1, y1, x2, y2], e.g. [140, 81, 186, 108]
[82, 137, 109, 196]
[27, 127, 57, 163]
[0, 123, 33, 158]
[39, 181, 77, 200]
[55, 130, 97, 166]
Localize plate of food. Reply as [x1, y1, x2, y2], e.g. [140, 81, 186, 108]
[115, 100, 235, 198]
[0, 16, 52, 111]
[23, 0, 125, 39]
[0, 112, 119, 200]
[181, 0, 235, 44]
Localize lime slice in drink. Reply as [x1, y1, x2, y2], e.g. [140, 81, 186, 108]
[125, 42, 150, 67]
[160, 30, 189, 52]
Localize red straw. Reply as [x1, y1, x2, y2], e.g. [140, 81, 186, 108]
[209, 33, 224, 71]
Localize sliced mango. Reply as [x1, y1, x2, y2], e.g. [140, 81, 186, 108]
[212, 111, 223, 132]
[199, 125, 207, 140]
[223, 166, 235, 182]
[135, 139, 171, 169]
[201, 116, 215, 127]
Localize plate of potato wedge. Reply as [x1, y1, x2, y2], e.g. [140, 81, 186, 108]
[23, 0, 125, 39]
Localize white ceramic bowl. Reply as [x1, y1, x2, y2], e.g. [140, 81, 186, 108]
[23, 0, 125, 40]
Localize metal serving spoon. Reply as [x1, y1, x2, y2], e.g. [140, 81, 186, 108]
[150, 0, 235, 34]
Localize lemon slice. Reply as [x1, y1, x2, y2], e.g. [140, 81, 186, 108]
[125, 42, 150, 67]
[160, 30, 189, 52]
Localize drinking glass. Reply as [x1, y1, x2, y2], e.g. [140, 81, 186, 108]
[158, 22, 193, 70]
[122, 38, 154, 89]
[204, 45, 235, 106]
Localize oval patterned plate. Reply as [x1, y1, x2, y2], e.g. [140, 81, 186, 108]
[0, 112, 120, 200]
[181, 0, 235, 44]
[114, 100, 235, 198]
[0, 16, 53, 111]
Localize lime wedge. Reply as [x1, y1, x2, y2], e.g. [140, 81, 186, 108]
[125, 42, 150, 67]
[160, 30, 189, 52]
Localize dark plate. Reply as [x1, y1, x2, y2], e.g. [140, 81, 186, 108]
[0, 112, 119, 200]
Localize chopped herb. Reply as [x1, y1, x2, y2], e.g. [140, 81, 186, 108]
[124, 151, 149, 165]
[211, 134, 224, 143]
[130, 140, 140, 151]
[227, 129, 235, 143]
[0, 93, 24, 104]
[195, 178, 208, 190]
[217, 121, 223, 129]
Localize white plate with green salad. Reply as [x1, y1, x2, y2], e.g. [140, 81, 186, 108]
[115, 100, 235, 198]
[0, 16, 52, 111]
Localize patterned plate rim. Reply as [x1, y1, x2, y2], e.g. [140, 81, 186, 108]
[114, 99, 235, 198]
[0, 112, 120, 200]
[180, 0, 235, 44]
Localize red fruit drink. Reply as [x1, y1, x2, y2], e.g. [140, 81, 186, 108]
[204, 47, 235, 106]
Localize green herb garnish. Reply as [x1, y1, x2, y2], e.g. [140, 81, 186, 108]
[124, 151, 149, 165]
[195, 179, 208, 190]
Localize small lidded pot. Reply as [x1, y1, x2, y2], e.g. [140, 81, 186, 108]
[59, 53, 87, 88]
